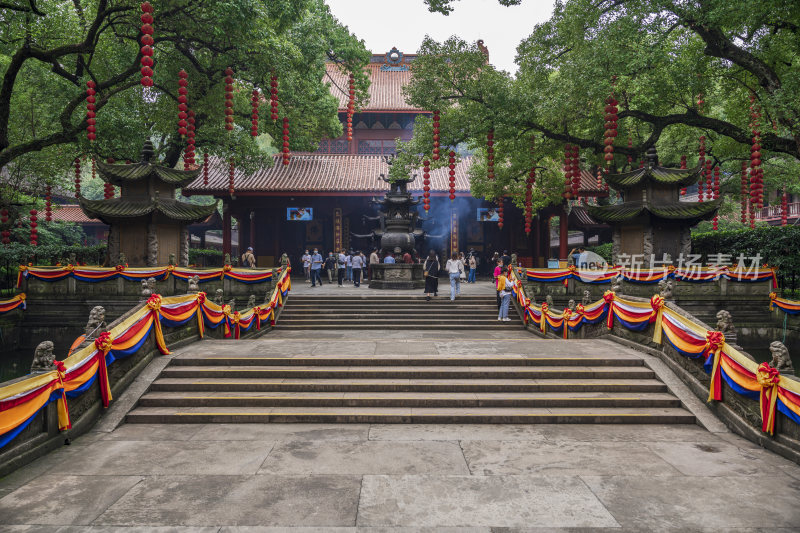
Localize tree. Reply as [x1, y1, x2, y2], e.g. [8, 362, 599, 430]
[0, 0, 370, 205]
[400, 0, 800, 209]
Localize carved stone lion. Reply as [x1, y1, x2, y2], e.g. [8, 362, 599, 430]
[546, 294, 554, 307]
[770, 341, 794, 374]
[658, 279, 674, 300]
[214, 289, 224, 306]
[227, 298, 236, 312]
[187, 275, 200, 294]
[140, 279, 152, 299]
[31, 341, 56, 372]
[246, 294, 256, 309]
[581, 289, 591, 306]
[567, 299, 576, 311]
[715, 310, 736, 335]
[611, 273, 623, 294]
[85, 306, 107, 337]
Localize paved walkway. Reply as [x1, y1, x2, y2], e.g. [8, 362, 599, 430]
[2, 331, 800, 531]
[288, 275, 494, 296]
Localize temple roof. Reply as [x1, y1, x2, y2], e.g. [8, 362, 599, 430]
[182, 154, 608, 196]
[78, 197, 217, 225]
[326, 56, 422, 113]
[586, 199, 721, 223]
[96, 140, 200, 188]
[603, 164, 703, 190]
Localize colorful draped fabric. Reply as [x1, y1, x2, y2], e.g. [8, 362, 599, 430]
[0, 293, 26, 315]
[523, 266, 777, 288]
[770, 294, 800, 315]
[18, 265, 276, 287]
[0, 266, 292, 449]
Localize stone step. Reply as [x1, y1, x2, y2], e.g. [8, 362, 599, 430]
[126, 405, 696, 424]
[137, 391, 681, 409]
[159, 365, 656, 380]
[169, 356, 644, 367]
[150, 377, 669, 393]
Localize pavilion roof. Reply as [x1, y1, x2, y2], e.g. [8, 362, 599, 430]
[97, 159, 200, 188]
[182, 154, 609, 196]
[78, 197, 217, 225]
[586, 199, 721, 223]
[48, 204, 105, 225]
[326, 61, 423, 113]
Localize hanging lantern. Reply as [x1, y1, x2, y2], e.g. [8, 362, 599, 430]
[603, 79, 618, 167]
[698, 134, 706, 201]
[679, 155, 687, 195]
[562, 144, 572, 199]
[203, 152, 209, 186]
[185, 109, 196, 165]
[282, 116, 290, 165]
[1, 208, 9, 245]
[228, 157, 235, 196]
[740, 161, 749, 225]
[487, 129, 495, 180]
[497, 197, 504, 230]
[347, 73, 355, 142]
[140, 2, 155, 87]
[224, 67, 234, 131]
[29, 209, 38, 247]
[448, 150, 456, 201]
[251, 88, 260, 137]
[749, 93, 764, 218]
[270, 74, 278, 121]
[85, 80, 97, 141]
[103, 158, 114, 199]
[571, 145, 581, 198]
[45, 186, 53, 222]
[74, 157, 81, 198]
[177, 69, 189, 139]
[432, 110, 440, 161]
[781, 188, 788, 227]
[422, 159, 431, 212]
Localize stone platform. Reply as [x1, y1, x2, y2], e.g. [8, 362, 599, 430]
[367, 263, 425, 289]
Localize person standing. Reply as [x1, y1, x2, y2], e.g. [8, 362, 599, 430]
[468, 254, 477, 283]
[310, 248, 323, 287]
[501, 250, 512, 268]
[337, 249, 346, 286]
[423, 250, 439, 301]
[402, 250, 412, 264]
[241, 247, 256, 268]
[497, 270, 513, 321]
[369, 248, 379, 280]
[279, 252, 291, 272]
[445, 252, 463, 301]
[302, 250, 311, 283]
[351, 249, 364, 287]
[345, 251, 353, 282]
[324, 252, 336, 284]
[384, 252, 396, 264]
[493, 259, 503, 310]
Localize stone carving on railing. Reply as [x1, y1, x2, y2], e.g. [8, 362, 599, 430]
[30, 341, 56, 373]
[715, 310, 737, 346]
[247, 294, 256, 309]
[770, 341, 795, 374]
[227, 298, 236, 312]
[658, 278, 674, 300]
[567, 299, 576, 311]
[546, 294, 553, 307]
[140, 277, 156, 301]
[84, 306, 107, 338]
[187, 275, 200, 294]
[213, 289, 224, 306]
[611, 273, 623, 294]
[582, 289, 591, 306]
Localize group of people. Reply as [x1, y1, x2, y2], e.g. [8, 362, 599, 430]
[298, 248, 421, 288]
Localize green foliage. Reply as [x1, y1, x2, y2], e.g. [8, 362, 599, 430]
[189, 248, 223, 267]
[586, 243, 612, 263]
[692, 225, 800, 292]
[401, 0, 800, 210]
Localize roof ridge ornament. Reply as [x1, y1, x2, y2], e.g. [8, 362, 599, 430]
[646, 146, 657, 169]
[381, 47, 409, 71]
[141, 139, 154, 163]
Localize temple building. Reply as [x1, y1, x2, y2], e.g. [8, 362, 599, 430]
[183, 49, 607, 268]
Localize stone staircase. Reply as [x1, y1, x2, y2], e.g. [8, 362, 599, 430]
[276, 294, 519, 330]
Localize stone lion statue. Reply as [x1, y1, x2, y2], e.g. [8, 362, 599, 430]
[658, 279, 674, 300]
[611, 273, 623, 294]
[769, 341, 794, 374]
[567, 299, 576, 311]
[246, 294, 256, 309]
[140, 278, 151, 299]
[31, 341, 56, 372]
[581, 289, 591, 306]
[715, 310, 736, 335]
[213, 289, 224, 306]
[546, 294, 554, 307]
[187, 275, 200, 294]
[227, 298, 236, 312]
[85, 306, 107, 337]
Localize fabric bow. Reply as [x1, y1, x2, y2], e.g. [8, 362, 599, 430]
[561, 308, 572, 339]
[115, 264, 126, 272]
[540, 303, 548, 333]
[603, 290, 615, 329]
[93, 331, 114, 407]
[757, 362, 782, 435]
[769, 292, 778, 310]
[649, 295, 665, 343]
[52, 359, 72, 430]
[194, 292, 207, 338]
[705, 331, 726, 403]
[145, 294, 170, 354]
[221, 264, 232, 279]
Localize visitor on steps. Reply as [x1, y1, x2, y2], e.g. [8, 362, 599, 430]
[324, 252, 336, 283]
[497, 272, 513, 321]
[280, 252, 290, 272]
[423, 250, 439, 301]
[493, 259, 503, 310]
[241, 247, 256, 268]
[369, 248, 379, 280]
[310, 249, 323, 287]
[384, 252, 396, 264]
[302, 250, 311, 282]
[337, 249, 346, 286]
[468, 254, 477, 283]
[446, 252, 463, 301]
[345, 251, 353, 282]
[459, 252, 467, 282]
[352, 249, 364, 287]
[501, 250, 512, 268]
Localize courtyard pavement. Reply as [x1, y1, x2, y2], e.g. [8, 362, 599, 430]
[2, 328, 800, 531]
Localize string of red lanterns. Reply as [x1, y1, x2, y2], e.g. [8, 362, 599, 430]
[679, 155, 687, 195]
[712, 165, 720, 230]
[497, 197, 504, 230]
[282, 116, 290, 165]
[740, 160, 749, 225]
[203, 152, 209, 186]
[422, 159, 431, 212]
[186, 109, 196, 165]
[45, 185, 52, 221]
[432, 110, 440, 161]
[347, 73, 355, 142]
[74, 157, 81, 198]
[86, 80, 97, 141]
[224, 67, 234, 131]
[177, 69, 189, 137]
[603, 78, 618, 168]
[627, 134, 633, 167]
[749, 93, 764, 227]
[448, 150, 456, 201]
[103, 158, 114, 199]
[706, 156, 713, 200]
[487, 129, 495, 180]
[139, 2, 155, 87]
[0, 209, 10, 246]
[251, 89, 260, 137]
[29, 209, 38, 247]
[570, 145, 580, 199]
[562, 144, 571, 199]
[781, 188, 788, 226]
[228, 157, 235, 196]
[270, 74, 278, 121]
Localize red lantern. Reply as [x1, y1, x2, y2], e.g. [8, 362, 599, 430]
[562, 144, 572, 199]
[103, 158, 114, 199]
[448, 150, 456, 201]
[487, 128, 495, 180]
[228, 157, 235, 196]
[29, 209, 38, 246]
[571, 144, 581, 198]
[347, 73, 355, 142]
[282, 117, 290, 165]
[432, 110, 440, 161]
[497, 197, 504, 229]
[45, 185, 52, 222]
[603, 79, 618, 167]
[1, 207, 9, 245]
[203, 152, 209, 186]
[74, 157, 81, 198]
[270, 74, 278, 121]
[140, 3, 155, 86]
[185, 109, 196, 165]
[251, 88, 259, 137]
[679, 155, 687, 195]
[781, 188, 788, 227]
[749, 93, 764, 220]
[223, 67, 234, 131]
[422, 159, 431, 212]
[85, 80, 97, 141]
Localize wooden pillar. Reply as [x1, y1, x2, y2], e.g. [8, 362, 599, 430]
[559, 205, 568, 261]
[533, 215, 541, 267]
[249, 210, 256, 250]
[222, 202, 232, 257]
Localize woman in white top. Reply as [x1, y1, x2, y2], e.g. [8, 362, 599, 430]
[445, 252, 464, 301]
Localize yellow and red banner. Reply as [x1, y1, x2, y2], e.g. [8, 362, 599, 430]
[524, 266, 777, 288]
[0, 293, 25, 315]
[770, 293, 800, 315]
[18, 265, 276, 287]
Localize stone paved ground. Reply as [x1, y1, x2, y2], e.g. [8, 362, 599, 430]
[2, 328, 800, 531]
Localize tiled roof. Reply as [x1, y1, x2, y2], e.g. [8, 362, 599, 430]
[97, 159, 200, 188]
[183, 155, 607, 196]
[49, 204, 105, 224]
[326, 62, 423, 113]
[78, 197, 218, 224]
[587, 199, 721, 222]
[604, 164, 702, 190]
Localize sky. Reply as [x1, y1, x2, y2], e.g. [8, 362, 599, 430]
[326, 0, 556, 74]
